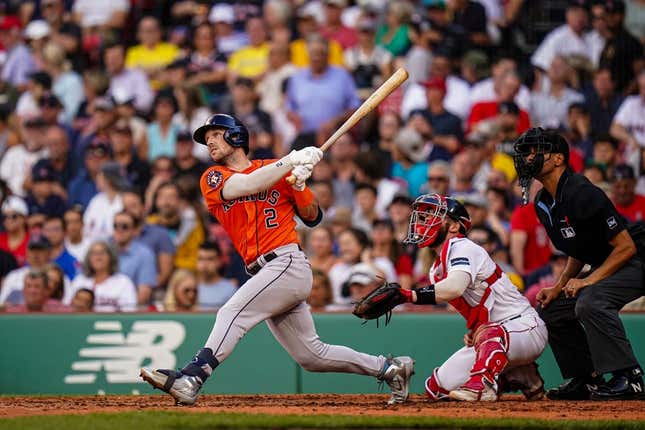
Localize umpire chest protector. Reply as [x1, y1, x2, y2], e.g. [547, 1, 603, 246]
[534, 169, 625, 267]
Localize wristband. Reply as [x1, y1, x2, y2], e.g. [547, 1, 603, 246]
[414, 284, 436, 305]
[293, 187, 314, 208]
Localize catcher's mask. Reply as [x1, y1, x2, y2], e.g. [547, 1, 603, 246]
[404, 194, 471, 248]
[513, 128, 569, 205]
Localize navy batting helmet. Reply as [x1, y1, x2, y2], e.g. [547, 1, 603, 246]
[193, 114, 249, 154]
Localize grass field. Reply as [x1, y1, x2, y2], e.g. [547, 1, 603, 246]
[1, 411, 645, 430]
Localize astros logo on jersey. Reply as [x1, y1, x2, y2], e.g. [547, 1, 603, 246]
[207, 170, 223, 189]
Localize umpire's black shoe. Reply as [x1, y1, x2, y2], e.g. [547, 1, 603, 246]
[546, 375, 605, 400]
[590, 367, 645, 401]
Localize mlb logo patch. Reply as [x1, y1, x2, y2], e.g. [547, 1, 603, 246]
[207, 170, 223, 189]
[561, 227, 576, 238]
[607, 216, 617, 229]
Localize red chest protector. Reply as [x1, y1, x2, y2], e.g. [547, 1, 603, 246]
[431, 236, 502, 331]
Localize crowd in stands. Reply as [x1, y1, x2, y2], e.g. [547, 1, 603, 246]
[0, 0, 644, 313]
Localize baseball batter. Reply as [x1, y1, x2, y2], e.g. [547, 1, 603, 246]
[140, 114, 414, 405]
[402, 194, 547, 401]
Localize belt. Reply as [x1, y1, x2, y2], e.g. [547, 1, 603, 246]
[245, 244, 301, 276]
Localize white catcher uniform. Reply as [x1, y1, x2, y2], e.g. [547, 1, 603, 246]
[425, 236, 548, 401]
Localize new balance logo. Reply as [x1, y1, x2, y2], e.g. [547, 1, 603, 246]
[631, 383, 643, 393]
[65, 320, 185, 384]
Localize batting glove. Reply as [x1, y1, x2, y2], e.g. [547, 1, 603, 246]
[290, 164, 313, 191]
[286, 147, 323, 167]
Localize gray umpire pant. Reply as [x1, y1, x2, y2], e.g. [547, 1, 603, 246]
[203, 245, 386, 376]
[537, 257, 645, 378]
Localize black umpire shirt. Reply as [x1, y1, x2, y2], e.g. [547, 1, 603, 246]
[534, 169, 626, 268]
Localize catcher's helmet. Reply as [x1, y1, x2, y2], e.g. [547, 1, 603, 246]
[193, 114, 249, 154]
[404, 193, 471, 248]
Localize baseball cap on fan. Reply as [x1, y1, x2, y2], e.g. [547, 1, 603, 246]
[394, 127, 430, 163]
[347, 263, 379, 286]
[209, 3, 235, 24]
[24, 19, 51, 40]
[0, 15, 21, 32]
[1, 196, 28, 217]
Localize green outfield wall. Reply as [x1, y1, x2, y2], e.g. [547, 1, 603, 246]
[1, 313, 644, 395]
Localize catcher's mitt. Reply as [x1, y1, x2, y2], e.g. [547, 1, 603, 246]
[352, 281, 410, 325]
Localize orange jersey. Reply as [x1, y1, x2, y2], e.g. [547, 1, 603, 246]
[200, 160, 302, 265]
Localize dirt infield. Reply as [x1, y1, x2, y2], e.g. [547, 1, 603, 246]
[1, 394, 644, 421]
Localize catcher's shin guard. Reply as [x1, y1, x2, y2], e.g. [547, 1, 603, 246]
[449, 323, 509, 402]
[425, 368, 450, 402]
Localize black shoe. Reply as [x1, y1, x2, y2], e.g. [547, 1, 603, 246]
[590, 368, 645, 401]
[546, 375, 605, 400]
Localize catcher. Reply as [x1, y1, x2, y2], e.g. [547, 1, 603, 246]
[354, 194, 547, 401]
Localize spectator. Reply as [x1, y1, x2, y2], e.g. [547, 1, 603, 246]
[43, 125, 81, 190]
[625, 0, 645, 44]
[70, 287, 94, 312]
[408, 77, 462, 161]
[125, 16, 179, 88]
[468, 72, 531, 135]
[373, 111, 402, 170]
[286, 34, 360, 146]
[0, 16, 37, 90]
[610, 71, 645, 151]
[387, 195, 413, 243]
[42, 216, 78, 280]
[170, 85, 212, 162]
[423, 160, 451, 196]
[173, 130, 209, 185]
[446, 0, 489, 51]
[145, 91, 181, 161]
[25, 161, 67, 217]
[67, 137, 111, 208]
[405, 17, 433, 85]
[530, 2, 597, 72]
[41, 0, 83, 71]
[371, 219, 414, 290]
[209, 3, 248, 57]
[345, 262, 384, 305]
[320, 0, 357, 50]
[470, 56, 531, 111]
[263, 0, 293, 45]
[450, 151, 477, 194]
[257, 42, 298, 114]
[290, 7, 344, 68]
[352, 183, 379, 233]
[328, 227, 396, 305]
[111, 211, 157, 307]
[105, 41, 154, 113]
[307, 268, 333, 312]
[75, 70, 110, 130]
[72, 0, 129, 31]
[0, 196, 30, 267]
[0, 249, 18, 285]
[41, 41, 83, 124]
[121, 190, 175, 289]
[44, 263, 66, 301]
[307, 226, 338, 274]
[4, 268, 67, 312]
[375, 1, 412, 57]
[109, 119, 151, 194]
[0, 118, 49, 197]
[524, 251, 568, 308]
[147, 182, 205, 271]
[564, 103, 593, 162]
[598, 0, 644, 93]
[185, 23, 228, 106]
[584, 162, 608, 186]
[509, 183, 552, 277]
[164, 269, 199, 312]
[15, 71, 51, 120]
[530, 56, 585, 129]
[592, 134, 619, 173]
[196, 241, 236, 311]
[144, 156, 176, 213]
[70, 240, 136, 312]
[584, 68, 623, 137]
[83, 161, 127, 242]
[343, 16, 392, 95]
[78, 96, 117, 152]
[391, 127, 430, 198]
[401, 52, 472, 120]
[227, 16, 270, 80]
[0, 234, 54, 305]
[310, 181, 337, 217]
[611, 164, 645, 222]
[354, 151, 402, 218]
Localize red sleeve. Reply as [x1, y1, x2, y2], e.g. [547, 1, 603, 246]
[395, 254, 414, 276]
[466, 103, 484, 134]
[517, 110, 530, 133]
[510, 205, 531, 232]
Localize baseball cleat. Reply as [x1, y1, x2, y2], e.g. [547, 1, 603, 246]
[449, 374, 498, 402]
[380, 356, 415, 404]
[140, 367, 203, 405]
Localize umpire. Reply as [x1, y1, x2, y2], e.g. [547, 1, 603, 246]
[513, 128, 645, 400]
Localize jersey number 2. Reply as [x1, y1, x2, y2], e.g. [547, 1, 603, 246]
[264, 208, 279, 229]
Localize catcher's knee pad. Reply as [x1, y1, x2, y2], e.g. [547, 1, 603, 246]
[470, 323, 509, 380]
[425, 368, 449, 402]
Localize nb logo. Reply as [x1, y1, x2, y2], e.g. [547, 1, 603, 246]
[65, 320, 185, 385]
[631, 383, 643, 393]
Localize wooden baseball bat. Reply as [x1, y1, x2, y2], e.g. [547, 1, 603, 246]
[287, 67, 409, 185]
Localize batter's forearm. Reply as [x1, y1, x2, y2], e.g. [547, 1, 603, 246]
[297, 202, 319, 221]
[222, 158, 293, 200]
